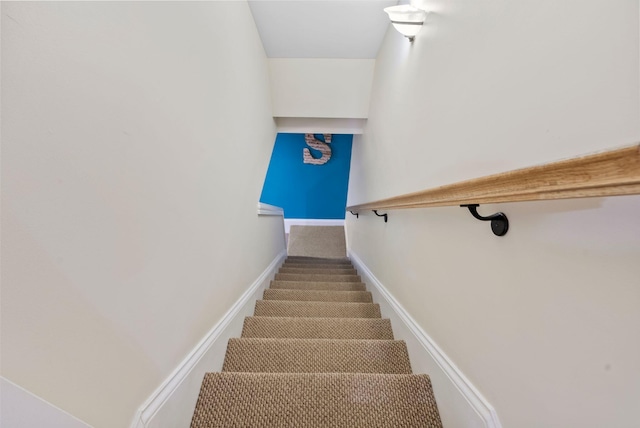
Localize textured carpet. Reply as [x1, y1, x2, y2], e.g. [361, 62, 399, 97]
[282, 263, 356, 270]
[191, 373, 442, 428]
[278, 267, 358, 275]
[255, 300, 381, 318]
[270, 280, 367, 291]
[263, 289, 373, 302]
[241, 317, 395, 340]
[286, 257, 351, 264]
[275, 273, 361, 282]
[190, 256, 443, 427]
[287, 226, 347, 258]
[223, 338, 412, 374]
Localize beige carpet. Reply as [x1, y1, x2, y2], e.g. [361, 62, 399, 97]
[190, 256, 443, 427]
[270, 280, 367, 291]
[241, 317, 395, 340]
[222, 338, 412, 374]
[192, 373, 442, 428]
[287, 226, 347, 258]
[262, 289, 373, 302]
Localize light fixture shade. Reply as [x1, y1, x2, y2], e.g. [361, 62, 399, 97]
[384, 4, 427, 41]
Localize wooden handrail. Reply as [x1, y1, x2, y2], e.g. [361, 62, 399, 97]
[347, 144, 640, 211]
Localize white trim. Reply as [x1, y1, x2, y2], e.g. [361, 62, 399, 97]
[349, 251, 503, 428]
[284, 219, 345, 234]
[129, 250, 287, 428]
[257, 202, 284, 216]
[274, 117, 367, 134]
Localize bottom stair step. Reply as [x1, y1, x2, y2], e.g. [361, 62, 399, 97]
[191, 372, 443, 428]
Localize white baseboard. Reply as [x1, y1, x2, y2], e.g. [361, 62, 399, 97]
[257, 202, 284, 216]
[283, 219, 345, 234]
[130, 250, 287, 428]
[349, 251, 502, 428]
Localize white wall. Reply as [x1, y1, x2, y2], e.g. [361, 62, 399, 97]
[135, 251, 286, 428]
[1, 378, 92, 428]
[347, 0, 640, 427]
[269, 59, 374, 118]
[248, 0, 395, 59]
[1, 2, 284, 427]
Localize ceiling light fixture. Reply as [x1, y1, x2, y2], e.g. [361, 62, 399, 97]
[383, 4, 427, 42]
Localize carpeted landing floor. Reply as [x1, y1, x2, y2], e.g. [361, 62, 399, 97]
[190, 255, 443, 427]
[287, 225, 347, 258]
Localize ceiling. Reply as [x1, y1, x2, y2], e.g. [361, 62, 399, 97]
[248, 0, 398, 59]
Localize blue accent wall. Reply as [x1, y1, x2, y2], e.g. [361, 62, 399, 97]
[260, 133, 353, 219]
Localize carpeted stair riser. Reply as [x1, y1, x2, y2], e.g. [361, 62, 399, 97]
[241, 317, 395, 340]
[255, 300, 381, 318]
[286, 255, 350, 260]
[263, 289, 373, 303]
[285, 257, 352, 265]
[222, 338, 412, 374]
[278, 267, 358, 275]
[270, 280, 367, 291]
[280, 262, 354, 269]
[282, 262, 355, 268]
[283, 263, 354, 268]
[190, 373, 443, 428]
[275, 273, 361, 282]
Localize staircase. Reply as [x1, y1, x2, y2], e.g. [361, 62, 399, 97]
[190, 256, 443, 427]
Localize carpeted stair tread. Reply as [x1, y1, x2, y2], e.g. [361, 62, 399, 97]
[222, 338, 412, 374]
[280, 263, 355, 270]
[278, 267, 358, 275]
[283, 259, 353, 267]
[283, 261, 354, 268]
[284, 263, 354, 269]
[286, 255, 350, 260]
[263, 289, 373, 302]
[284, 262, 354, 268]
[255, 300, 381, 318]
[275, 273, 361, 282]
[190, 372, 443, 428]
[241, 317, 395, 339]
[286, 257, 352, 265]
[270, 280, 367, 291]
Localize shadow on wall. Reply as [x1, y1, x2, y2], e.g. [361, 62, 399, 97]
[260, 133, 353, 219]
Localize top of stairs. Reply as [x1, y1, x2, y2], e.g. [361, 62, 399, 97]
[287, 226, 347, 259]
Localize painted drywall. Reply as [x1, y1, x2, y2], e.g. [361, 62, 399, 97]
[248, 0, 395, 59]
[1, 2, 284, 427]
[347, 1, 640, 427]
[260, 133, 353, 219]
[136, 251, 286, 428]
[269, 59, 374, 118]
[0, 378, 92, 428]
[348, 254, 494, 428]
